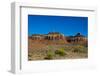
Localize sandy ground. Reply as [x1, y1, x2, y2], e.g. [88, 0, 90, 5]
[28, 38, 88, 61]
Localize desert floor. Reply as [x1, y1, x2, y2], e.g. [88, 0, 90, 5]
[28, 39, 88, 61]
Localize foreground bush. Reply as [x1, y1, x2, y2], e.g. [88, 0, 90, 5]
[28, 53, 33, 60]
[44, 51, 54, 59]
[73, 45, 87, 53]
[55, 48, 66, 56]
[28, 53, 32, 57]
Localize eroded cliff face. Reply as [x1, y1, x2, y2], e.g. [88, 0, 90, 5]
[29, 32, 87, 46]
[28, 32, 88, 60]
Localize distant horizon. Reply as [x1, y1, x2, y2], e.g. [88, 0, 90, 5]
[28, 15, 88, 37]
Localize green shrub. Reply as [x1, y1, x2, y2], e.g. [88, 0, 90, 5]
[73, 45, 87, 53]
[73, 48, 80, 52]
[28, 58, 32, 61]
[28, 53, 32, 57]
[55, 48, 66, 56]
[44, 51, 54, 59]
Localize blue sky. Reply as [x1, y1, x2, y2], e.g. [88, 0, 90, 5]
[28, 15, 88, 37]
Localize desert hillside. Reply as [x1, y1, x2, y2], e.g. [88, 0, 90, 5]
[28, 35, 88, 60]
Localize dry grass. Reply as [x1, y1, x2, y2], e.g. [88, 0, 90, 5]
[28, 38, 88, 61]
